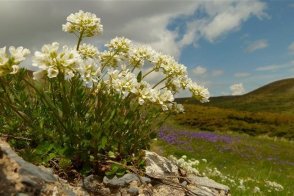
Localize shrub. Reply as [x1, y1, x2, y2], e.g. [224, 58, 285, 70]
[0, 10, 209, 175]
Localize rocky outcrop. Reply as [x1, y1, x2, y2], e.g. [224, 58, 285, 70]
[0, 139, 87, 195]
[0, 139, 229, 195]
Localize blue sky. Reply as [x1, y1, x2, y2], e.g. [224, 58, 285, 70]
[1, 0, 294, 97]
[176, 0, 294, 96]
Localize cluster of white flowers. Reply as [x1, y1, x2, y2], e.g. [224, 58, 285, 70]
[30, 10, 210, 112]
[79, 59, 101, 86]
[107, 69, 138, 96]
[78, 43, 99, 59]
[188, 81, 210, 103]
[62, 10, 103, 37]
[0, 46, 30, 76]
[169, 155, 200, 175]
[106, 37, 131, 55]
[167, 154, 287, 194]
[33, 42, 82, 79]
[129, 45, 156, 68]
[265, 180, 284, 192]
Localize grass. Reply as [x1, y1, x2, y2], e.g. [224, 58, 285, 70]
[177, 78, 294, 114]
[174, 104, 294, 139]
[152, 122, 294, 195]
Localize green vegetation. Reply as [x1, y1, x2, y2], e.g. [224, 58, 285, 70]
[177, 78, 294, 114]
[174, 104, 294, 139]
[154, 124, 294, 195]
[153, 78, 294, 195]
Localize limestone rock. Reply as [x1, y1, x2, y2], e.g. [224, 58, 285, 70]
[144, 150, 179, 177]
[0, 139, 88, 196]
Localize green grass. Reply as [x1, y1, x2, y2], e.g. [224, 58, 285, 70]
[174, 104, 294, 139]
[177, 78, 294, 114]
[153, 122, 294, 195]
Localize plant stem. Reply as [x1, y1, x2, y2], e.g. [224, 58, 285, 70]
[152, 76, 169, 89]
[142, 68, 156, 79]
[76, 30, 84, 50]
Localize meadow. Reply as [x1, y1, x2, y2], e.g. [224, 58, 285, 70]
[153, 122, 294, 195]
[153, 86, 294, 196]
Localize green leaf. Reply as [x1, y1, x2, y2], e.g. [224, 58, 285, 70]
[99, 136, 108, 150]
[108, 151, 116, 159]
[137, 71, 142, 82]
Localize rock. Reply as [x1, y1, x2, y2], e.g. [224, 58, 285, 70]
[127, 187, 139, 195]
[0, 139, 89, 195]
[0, 141, 56, 183]
[144, 150, 179, 177]
[0, 140, 230, 196]
[103, 173, 151, 188]
[188, 175, 230, 191]
[83, 175, 111, 195]
[144, 150, 230, 196]
[181, 180, 188, 186]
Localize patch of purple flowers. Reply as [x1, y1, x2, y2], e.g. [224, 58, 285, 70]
[158, 125, 236, 144]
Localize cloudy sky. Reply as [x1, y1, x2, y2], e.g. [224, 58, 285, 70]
[1, 0, 294, 96]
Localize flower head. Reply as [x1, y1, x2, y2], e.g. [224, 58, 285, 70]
[78, 43, 99, 59]
[33, 42, 82, 79]
[62, 10, 103, 37]
[0, 46, 30, 76]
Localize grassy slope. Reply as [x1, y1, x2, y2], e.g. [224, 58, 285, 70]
[153, 123, 294, 196]
[177, 78, 294, 114]
[153, 78, 294, 195]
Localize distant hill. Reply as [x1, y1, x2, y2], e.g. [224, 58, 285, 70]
[177, 78, 294, 114]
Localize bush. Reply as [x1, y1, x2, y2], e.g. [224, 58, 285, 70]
[0, 10, 209, 176]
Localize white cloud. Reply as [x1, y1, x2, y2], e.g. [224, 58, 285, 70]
[256, 61, 294, 71]
[230, 83, 245, 95]
[246, 39, 268, 53]
[211, 69, 224, 77]
[288, 42, 294, 54]
[179, 0, 267, 47]
[234, 72, 251, 77]
[192, 66, 207, 76]
[0, 0, 268, 61]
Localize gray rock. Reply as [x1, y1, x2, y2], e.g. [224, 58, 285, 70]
[144, 150, 179, 177]
[103, 176, 127, 187]
[103, 173, 151, 188]
[127, 187, 139, 195]
[0, 141, 56, 183]
[181, 180, 188, 186]
[188, 175, 229, 191]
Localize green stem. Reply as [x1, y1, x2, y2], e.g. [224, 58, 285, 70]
[23, 78, 67, 136]
[152, 76, 169, 89]
[142, 68, 156, 79]
[76, 30, 84, 50]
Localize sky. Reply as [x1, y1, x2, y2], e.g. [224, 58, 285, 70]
[1, 0, 294, 97]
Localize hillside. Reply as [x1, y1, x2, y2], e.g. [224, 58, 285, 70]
[177, 78, 294, 114]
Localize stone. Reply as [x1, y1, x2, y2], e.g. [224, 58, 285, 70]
[127, 187, 139, 195]
[181, 180, 188, 186]
[188, 175, 230, 191]
[0, 139, 89, 195]
[103, 173, 151, 188]
[0, 140, 56, 183]
[144, 150, 179, 177]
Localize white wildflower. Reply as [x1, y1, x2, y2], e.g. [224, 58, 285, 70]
[9, 46, 30, 63]
[188, 81, 210, 103]
[0, 46, 30, 76]
[106, 37, 131, 55]
[33, 42, 82, 79]
[265, 180, 284, 192]
[78, 43, 99, 59]
[129, 45, 156, 68]
[253, 186, 261, 193]
[62, 10, 103, 37]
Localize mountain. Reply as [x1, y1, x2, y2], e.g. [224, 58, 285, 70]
[177, 78, 294, 114]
